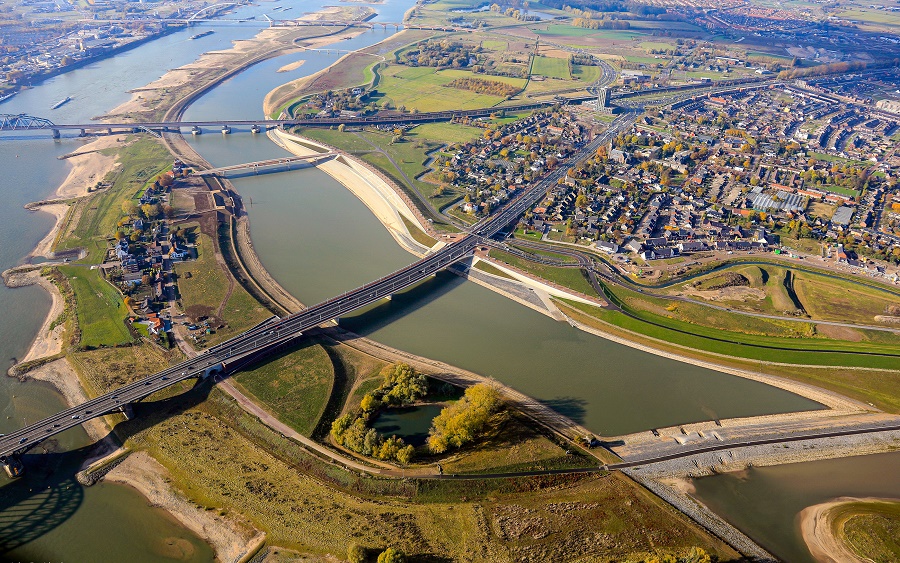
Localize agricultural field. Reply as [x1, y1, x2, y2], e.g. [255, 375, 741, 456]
[535, 24, 645, 43]
[231, 342, 335, 437]
[376, 66, 525, 112]
[531, 55, 571, 80]
[59, 265, 133, 348]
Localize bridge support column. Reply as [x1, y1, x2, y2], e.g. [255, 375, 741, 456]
[2, 456, 24, 479]
[118, 403, 134, 420]
[51, 129, 60, 139]
[107, 128, 113, 135]
[79, 129, 86, 137]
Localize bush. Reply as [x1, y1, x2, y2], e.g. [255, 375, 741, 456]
[427, 384, 501, 454]
[377, 547, 405, 563]
[347, 542, 367, 563]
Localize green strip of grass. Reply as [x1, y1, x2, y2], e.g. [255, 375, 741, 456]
[60, 265, 133, 348]
[488, 249, 596, 297]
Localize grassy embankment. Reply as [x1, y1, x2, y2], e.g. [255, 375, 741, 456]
[481, 243, 900, 365]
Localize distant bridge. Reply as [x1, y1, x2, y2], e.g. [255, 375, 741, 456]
[193, 152, 336, 176]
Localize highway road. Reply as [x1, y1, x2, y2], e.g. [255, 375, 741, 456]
[0, 110, 639, 470]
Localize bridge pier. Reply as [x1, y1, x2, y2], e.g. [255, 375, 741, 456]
[51, 129, 60, 139]
[118, 403, 135, 420]
[79, 129, 86, 137]
[2, 455, 24, 479]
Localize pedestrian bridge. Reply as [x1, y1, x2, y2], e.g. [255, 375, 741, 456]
[193, 153, 336, 177]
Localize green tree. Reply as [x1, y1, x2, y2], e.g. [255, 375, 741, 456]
[427, 384, 501, 453]
[377, 547, 405, 563]
[347, 543, 366, 563]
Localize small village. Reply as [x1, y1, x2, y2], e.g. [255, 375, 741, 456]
[430, 74, 900, 283]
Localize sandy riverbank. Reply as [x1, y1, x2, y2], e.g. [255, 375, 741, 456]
[271, 129, 432, 255]
[799, 497, 898, 563]
[29, 135, 127, 260]
[105, 451, 265, 561]
[7, 269, 65, 363]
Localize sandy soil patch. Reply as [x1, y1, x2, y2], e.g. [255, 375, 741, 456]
[26, 358, 113, 444]
[799, 497, 895, 563]
[29, 203, 70, 259]
[816, 323, 864, 342]
[277, 59, 306, 73]
[106, 451, 264, 561]
[55, 135, 125, 199]
[680, 286, 766, 302]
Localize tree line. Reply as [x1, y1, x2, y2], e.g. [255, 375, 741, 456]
[447, 77, 520, 97]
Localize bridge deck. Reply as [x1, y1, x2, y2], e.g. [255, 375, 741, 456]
[194, 153, 336, 176]
[0, 110, 639, 466]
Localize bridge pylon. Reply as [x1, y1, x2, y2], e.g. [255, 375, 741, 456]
[2, 455, 25, 478]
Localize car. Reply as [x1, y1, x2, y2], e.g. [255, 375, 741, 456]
[71, 415, 80, 419]
[53, 424, 60, 428]
[85, 410, 92, 415]
[46, 428, 53, 433]
[19, 438, 27, 443]
[161, 376, 169, 381]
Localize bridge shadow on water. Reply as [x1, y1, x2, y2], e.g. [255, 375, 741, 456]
[0, 377, 216, 555]
[337, 270, 465, 336]
[536, 397, 588, 426]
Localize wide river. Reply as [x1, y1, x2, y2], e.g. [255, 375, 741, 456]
[0, 0, 895, 559]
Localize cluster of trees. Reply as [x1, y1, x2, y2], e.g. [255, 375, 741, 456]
[572, 16, 631, 29]
[777, 61, 868, 80]
[798, 163, 868, 193]
[447, 77, 520, 97]
[427, 384, 501, 454]
[399, 40, 477, 69]
[304, 89, 376, 115]
[330, 363, 429, 464]
[347, 544, 405, 563]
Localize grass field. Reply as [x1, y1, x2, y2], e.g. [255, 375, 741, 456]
[839, 500, 900, 561]
[126, 387, 735, 561]
[559, 294, 900, 370]
[409, 121, 483, 144]
[59, 265, 133, 348]
[232, 342, 335, 436]
[531, 55, 571, 79]
[639, 41, 676, 51]
[174, 229, 228, 314]
[488, 249, 597, 297]
[794, 273, 899, 325]
[56, 138, 171, 263]
[572, 64, 601, 83]
[71, 343, 181, 396]
[537, 24, 644, 42]
[174, 228, 269, 344]
[377, 66, 524, 112]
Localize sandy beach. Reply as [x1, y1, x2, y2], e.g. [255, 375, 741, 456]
[105, 451, 265, 561]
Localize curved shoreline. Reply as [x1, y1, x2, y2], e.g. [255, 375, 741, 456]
[800, 497, 900, 563]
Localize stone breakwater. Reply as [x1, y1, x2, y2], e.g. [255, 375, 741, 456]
[625, 428, 900, 560]
[626, 470, 776, 561]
